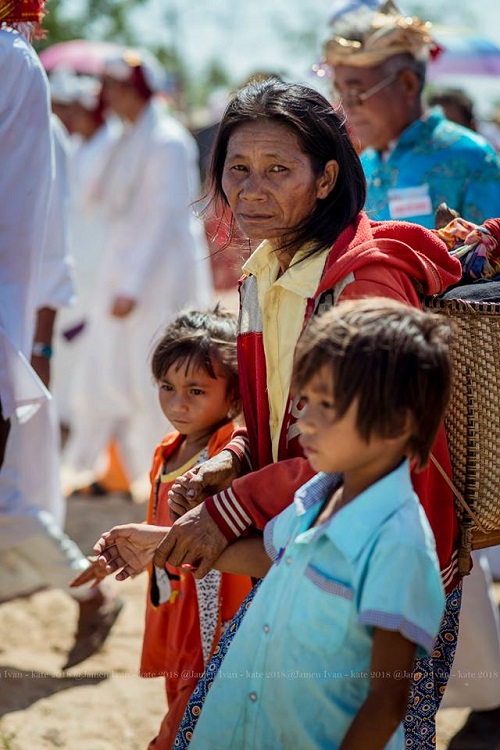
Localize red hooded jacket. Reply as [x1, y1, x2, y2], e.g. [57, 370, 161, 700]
[206, 213, 462, 593]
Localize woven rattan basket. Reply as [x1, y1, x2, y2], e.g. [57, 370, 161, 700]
[424, 296, 500, 575]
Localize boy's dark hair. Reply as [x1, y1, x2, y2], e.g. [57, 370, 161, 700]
[293, 298, 453, 468]
[151, 305, 239, 412]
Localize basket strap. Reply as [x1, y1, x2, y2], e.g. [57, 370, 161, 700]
[429, 453, 489, 534]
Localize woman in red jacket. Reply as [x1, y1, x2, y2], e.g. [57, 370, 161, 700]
[95, 77, 462, 749]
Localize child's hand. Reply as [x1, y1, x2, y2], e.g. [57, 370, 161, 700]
[168, 450, 242, 516]
[69, 556, 110, 588]
[93, 523, 170, 581]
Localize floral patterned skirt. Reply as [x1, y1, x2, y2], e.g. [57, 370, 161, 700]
[173, 582, 261, 749]
[404, 582, 463, 748]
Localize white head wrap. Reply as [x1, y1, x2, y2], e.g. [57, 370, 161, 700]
[49, 70, 101, 110]
[103, 48, 165, 93]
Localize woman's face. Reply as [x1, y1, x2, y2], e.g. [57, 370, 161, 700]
[222, 120, 338, 246]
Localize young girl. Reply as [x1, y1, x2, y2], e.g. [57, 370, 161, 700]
[141, 306, 252, 749]
[74, 306, 252, 749]
[184, 298, 450, 750]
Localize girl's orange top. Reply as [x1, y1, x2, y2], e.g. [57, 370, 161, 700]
[139, 422, 252, 686]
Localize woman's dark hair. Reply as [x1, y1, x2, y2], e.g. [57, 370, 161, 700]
[151, 304, 240, 412]
[293, 298, 453, 469]
[206, 76, 366, 255]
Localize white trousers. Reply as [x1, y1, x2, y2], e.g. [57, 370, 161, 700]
[0, 398, 91, 601]
[0, 510, 90, 601]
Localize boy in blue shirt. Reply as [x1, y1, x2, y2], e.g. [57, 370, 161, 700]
[189, 297, 451, 750]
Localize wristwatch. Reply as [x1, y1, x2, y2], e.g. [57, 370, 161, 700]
[32, 342, 53, 359]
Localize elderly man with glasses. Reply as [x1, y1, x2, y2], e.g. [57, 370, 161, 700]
[323, 0, 500, 229]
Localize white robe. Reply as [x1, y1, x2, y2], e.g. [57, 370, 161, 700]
[0, 31, 74, 549]
[51, 118, 119, 425]
[0, 32, 76, 556]
[0, 28, 53, 421]
[62, 100, 214, 488]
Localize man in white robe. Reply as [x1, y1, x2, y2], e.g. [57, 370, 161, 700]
[0, 11, 122, 669]
[62, 49, 214, 500]
[49, 72, 122, 429]
[0, 21, 51, 449]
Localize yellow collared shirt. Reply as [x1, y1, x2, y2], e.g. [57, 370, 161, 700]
[242, 241, 329, 460]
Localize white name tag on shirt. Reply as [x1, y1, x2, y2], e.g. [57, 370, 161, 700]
[387, 185, 433, 219]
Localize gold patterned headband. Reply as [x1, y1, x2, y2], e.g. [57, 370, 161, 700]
[323, 0, 436, 68]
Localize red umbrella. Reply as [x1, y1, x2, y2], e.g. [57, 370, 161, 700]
[39, 39, 124, 76]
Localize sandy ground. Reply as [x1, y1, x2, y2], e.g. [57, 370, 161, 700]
[0, 494, 166, 750]
[0, 492, 478, 750]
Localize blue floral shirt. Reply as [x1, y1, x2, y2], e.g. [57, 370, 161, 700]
[189, 460, 445, 750]
[362, 109, 500, 228]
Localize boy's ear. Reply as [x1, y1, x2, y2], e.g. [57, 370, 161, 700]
[386, 411, 413, 440]
[401, 411, 414, 437]
[385, 411, 414, 452]
[395, 411, 417, 463]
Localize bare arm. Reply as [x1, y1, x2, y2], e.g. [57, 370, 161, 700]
[94, 523, 169, 581]
[31, 306, 56, 388]
[213, 533, 271, 579]
[340, 628, 417, 750]
[153, 503, 229, 578]
[159, 459, 315, 577]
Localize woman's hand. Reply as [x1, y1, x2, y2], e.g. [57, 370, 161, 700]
[154, 503, 229, 579]
[93, 523, 169, 581]
[168, 449, 242, 517]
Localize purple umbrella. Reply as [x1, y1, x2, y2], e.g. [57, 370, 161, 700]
[429, 29, 500, 79]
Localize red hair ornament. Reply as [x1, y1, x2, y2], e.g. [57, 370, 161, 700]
[0, 0, 46, 37]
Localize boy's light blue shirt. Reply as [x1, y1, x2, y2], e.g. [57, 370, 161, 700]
[190, 460, 445, 750]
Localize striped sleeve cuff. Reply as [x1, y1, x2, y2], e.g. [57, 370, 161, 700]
[205, 486, 253, 543]
[263, 517, 279, 561]
[358, 610, 435, 655]
[224, 434, 252, 474]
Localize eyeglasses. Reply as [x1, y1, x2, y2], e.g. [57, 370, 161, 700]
[332, 72, 398, 108]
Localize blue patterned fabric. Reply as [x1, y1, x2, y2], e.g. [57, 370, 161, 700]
[404, 582, 463, 748]
[362, 109, 500, 228]
[173, 582, 261, 749]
